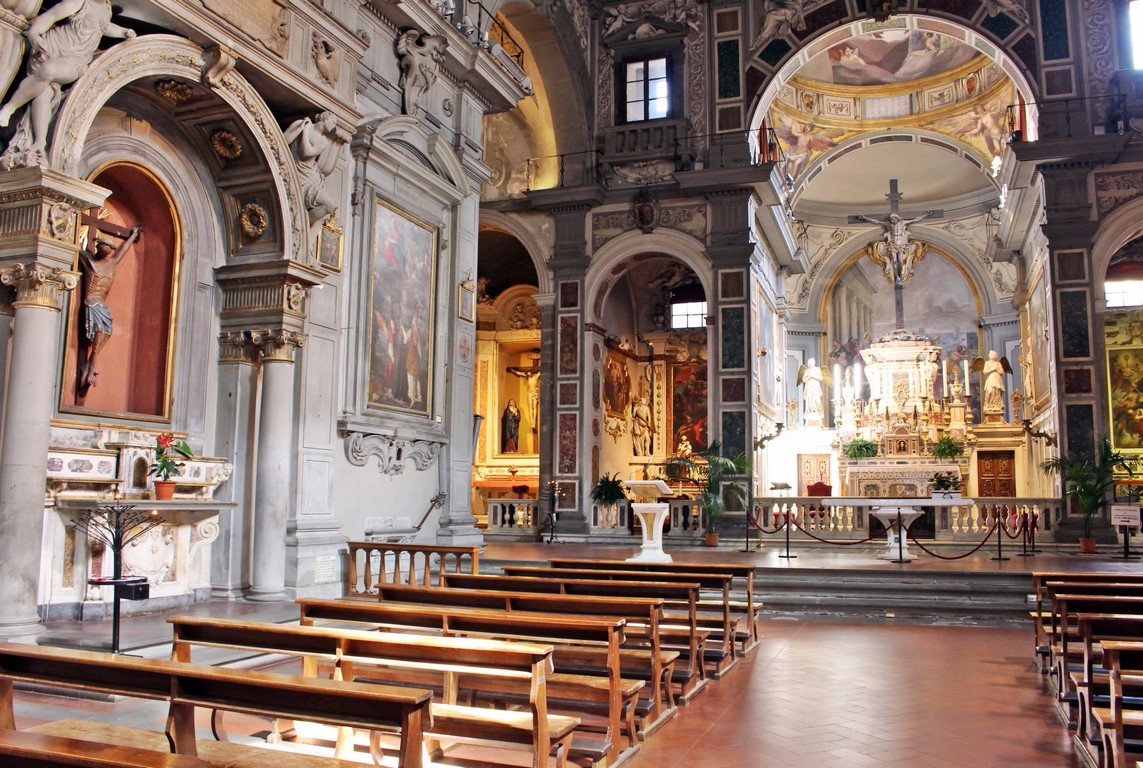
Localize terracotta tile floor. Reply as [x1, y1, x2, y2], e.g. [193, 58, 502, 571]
[13, 616, 1080, 768]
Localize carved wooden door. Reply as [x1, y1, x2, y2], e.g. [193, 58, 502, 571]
[977, 451, 1015, 497]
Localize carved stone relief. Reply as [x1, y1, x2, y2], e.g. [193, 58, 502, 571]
[395, 28, 447, 117]
[1079, 0, 1116, 126]
[199, 0, 290, 57]
[591, 203, 706, 250]
[311, 32, 341, 87]
[345, 432, 441, 475]
[1095, 170, 1143, 218]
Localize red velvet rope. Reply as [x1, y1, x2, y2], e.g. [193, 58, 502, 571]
[910, 523, 998, 560]
[790, 517, 879, 545]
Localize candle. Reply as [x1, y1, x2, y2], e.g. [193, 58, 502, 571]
[834, 364, 842, 403]
[942, 359, 948, 393]
[854, 363, 863, 398]
[963, 360, 970, 396]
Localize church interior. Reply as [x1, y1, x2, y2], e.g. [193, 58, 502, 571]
[2, 0, 1143, 763]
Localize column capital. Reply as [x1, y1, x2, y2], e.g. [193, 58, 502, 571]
[218, 330, 261, 365]
[0, 263, 77, 310]
[251, 329, 305, 362]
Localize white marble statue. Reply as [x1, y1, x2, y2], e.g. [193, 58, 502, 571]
[395, 28, 447, 117]
[979, 349, 1010, 419]
[919, 349, 939, 400]
[0, 0, 44, 107]
[282, 111, 343, 231]
[0, 0, 134, 168]
[798, 357, 824, 426]
[631, 395, 653, 456]
[864, 359, 882, 405]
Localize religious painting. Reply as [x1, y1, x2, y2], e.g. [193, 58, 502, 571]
[61, 162, 179, 421]
[928, 88, 1012, 162]
[1107, 347, 1143, 451]
[458, 280, 475, 322]
[602, 353, 631, 417]
[801, 30, 980, 86]
[367, 198, 436, 416]
[317, 217, 343, 271]
[669, 361, 708, 453]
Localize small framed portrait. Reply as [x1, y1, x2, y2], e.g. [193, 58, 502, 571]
[317, 217, 343, 272]
[458, 280, 476, 322]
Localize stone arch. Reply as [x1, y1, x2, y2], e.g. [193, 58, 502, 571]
[746, 14, 1041, 142]
[479, 210, 554, 295]
[585, 229, 714, 323]
[1092, 191, 1143, 307]
[47, 34, 308, 262]
[369, 116, 472, 198]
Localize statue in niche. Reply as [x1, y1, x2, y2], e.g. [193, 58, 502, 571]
[919, 349, 939, 399]
[797, 358, 824, 427]
[631, 395, 653, 456]
[77, 218, 142, 397]
[975, 349, 1011, 420]
[282, 111, 344, 233]
[501, 399, 521, 453]
[395, 28, 447, 117]
[0, 0, 135, 169]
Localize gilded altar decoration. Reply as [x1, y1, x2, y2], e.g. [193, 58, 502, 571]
[239, 202, 268, 239]
[367, 198, 436, 416]
[209, 128, 243, 161]
[154, 79, 194, 105]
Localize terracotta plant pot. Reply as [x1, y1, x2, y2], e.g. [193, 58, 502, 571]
[153, 480, 177, 500]
[703, 532, 720, 547]
[1078, 537, 1097, 554]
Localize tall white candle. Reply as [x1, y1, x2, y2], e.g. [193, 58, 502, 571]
[942, 359, 948, 394]
[834, 364, 842, 403]
[963, 359, 970, 396]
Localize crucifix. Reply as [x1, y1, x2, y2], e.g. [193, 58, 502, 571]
[847, 179, 941, 330]
[506, 351, 542, 445]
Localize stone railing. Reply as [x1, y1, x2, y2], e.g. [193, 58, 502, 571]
[345, 541, 480, 596]
[752, 496, 1063, 541]
[486, 499, 538, 531]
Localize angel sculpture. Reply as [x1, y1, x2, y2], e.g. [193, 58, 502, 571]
[972, 350, 1012, 419]
[395, 29, 447, 116]
[772, 113, 845, 182]
[796, 358, 827, 426]
[750, 0, 810, 54]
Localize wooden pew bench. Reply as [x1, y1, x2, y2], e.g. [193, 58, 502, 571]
[440, 572, 712, 697]
[367, 583, 684, 711]
[0, 731, 216, 768]
[1033, 578, 1143, 673]
[0, 642, 432, 768]
[547, 558, 762, 654]
[1049, 595, 1143, 704]
[296, 598, 658, 760]
[1094, 641, 1143, 768]
[498, 565, 740, 674]
[1071, 614, 1143, 754]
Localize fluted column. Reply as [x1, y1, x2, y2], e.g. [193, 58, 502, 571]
[0, 266, 77, 637]
[247, 329, 304, 601]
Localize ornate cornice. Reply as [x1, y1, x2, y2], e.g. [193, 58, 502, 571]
[0, 264, 78, 310]
[344, 432, 441, 475]
[251, 329, 305, 362]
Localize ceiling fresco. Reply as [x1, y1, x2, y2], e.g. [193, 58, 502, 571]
[793, 30, 984, 87]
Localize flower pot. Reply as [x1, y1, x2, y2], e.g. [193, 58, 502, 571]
[1078, 537, 1097, 554]
[703, 532, 720, 547]
[153, 480, 177, 500]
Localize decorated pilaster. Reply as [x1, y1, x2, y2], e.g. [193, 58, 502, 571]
[0, 167, 107, 639]
[0, 286, 12, 444]
[247, 329, 304, 601]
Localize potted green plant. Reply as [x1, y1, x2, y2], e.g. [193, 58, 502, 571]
[590, 473, 628, 528]
[1041, 438, 1132, 553]
[843, 438, 878, 459]
[149, 432, 193, 500]
[929, 471, 961, 498]
[931, 435, 965, 460]
[665, 442, 749, 546]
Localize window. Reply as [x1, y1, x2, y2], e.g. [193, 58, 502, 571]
[670, 301, 707, 329]
[625, 57, 669, 122]
[1106, 279, 1143, 308]
[1132, 0, 1143, 67]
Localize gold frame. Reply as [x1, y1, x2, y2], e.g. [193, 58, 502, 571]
[458, 280, 476, 322]
[366, 196, 438, 418]
[317, 217, 344, 272]
[59, 161, 182, 424]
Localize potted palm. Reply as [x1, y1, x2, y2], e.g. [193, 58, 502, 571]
[665, 442, 749, 546]
[1041, 438, 1132, 553]
[590, 473, 628, 528]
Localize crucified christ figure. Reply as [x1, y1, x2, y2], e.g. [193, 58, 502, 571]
[854, 211, 934, 285]
[77, 221, 141, 397]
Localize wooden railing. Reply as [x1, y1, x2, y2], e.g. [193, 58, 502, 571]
[346, 541, 480, 596]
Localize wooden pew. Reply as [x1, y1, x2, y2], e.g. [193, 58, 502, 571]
[1072, 614, 1143, 751]
[499, 565, 739, 673]
[547, 558, 762, 653]
[1049, 595, 1143, 703]
[1094, 641, 1143, 768]
[296, 598, 659, 754]
[169, 617, 577, 768]
[441, 573, 714, 691]
[1033, 577, 1143, 672]
[0, 731, 216, 768]
[0, 642, 432, 768]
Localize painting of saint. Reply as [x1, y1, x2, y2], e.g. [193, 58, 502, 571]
[1028, 277, 1051, 403]
[670, 361, 708, 452]
[367, 198, 436, 416]
[1109, 348, 1143, 451]
[603, 354, 631, 416]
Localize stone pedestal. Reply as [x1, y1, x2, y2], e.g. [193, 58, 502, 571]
[627, 503, 672, 563]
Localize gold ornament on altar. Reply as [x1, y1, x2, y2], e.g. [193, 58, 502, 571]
[864, 239, 928, 288]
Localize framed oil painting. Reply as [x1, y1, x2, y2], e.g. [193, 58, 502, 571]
[1108, 346, 1143, 452]
[317, 217, 343, 271]
[458, 280, 476, 322]
[367, 197, 437, 417]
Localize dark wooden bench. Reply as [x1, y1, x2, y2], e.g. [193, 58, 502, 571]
[1033, 577, 1143, 672]
[1094, 641, 1143, 768]
[296, 597, 659, 753]
[499, 565, 740, 674]
[1049, 595, 1143, 702]
[1071, 614, 1143, 752]
[441, 572, 713, 695]
[547, 558, 762, 653]
[168, 616, 576, 768]
[0, 642, 432, 768]
[0, 731, 216, 768]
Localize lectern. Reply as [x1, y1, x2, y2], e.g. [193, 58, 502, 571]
[624, 479, 678, 563]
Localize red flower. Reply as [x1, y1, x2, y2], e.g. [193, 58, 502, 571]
[157, 433, 174, 449]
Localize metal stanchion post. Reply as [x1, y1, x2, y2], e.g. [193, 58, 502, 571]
[991, 509, 1009, 562]
[778, 510, 796, 559]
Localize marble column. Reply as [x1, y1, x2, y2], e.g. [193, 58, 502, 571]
[0, 266, 77, 638]
[247, 330, 303, 601]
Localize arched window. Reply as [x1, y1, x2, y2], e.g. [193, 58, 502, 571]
[1107, 238, 1143, 307]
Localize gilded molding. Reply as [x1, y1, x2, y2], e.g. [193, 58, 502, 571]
[251, 328, 305, 362]
[0, 264, 78, 309]
[217, 330, 260, 365]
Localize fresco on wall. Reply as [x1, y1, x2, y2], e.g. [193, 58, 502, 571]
[771, 110, 849, 181]
[800, 31, 981, 86]
[1107, 347, 1143, 451]
[928, 88, 1011, 160]
[670, 361, 708, 453]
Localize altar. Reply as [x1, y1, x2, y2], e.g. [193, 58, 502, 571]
[824, 497, 973, 561]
